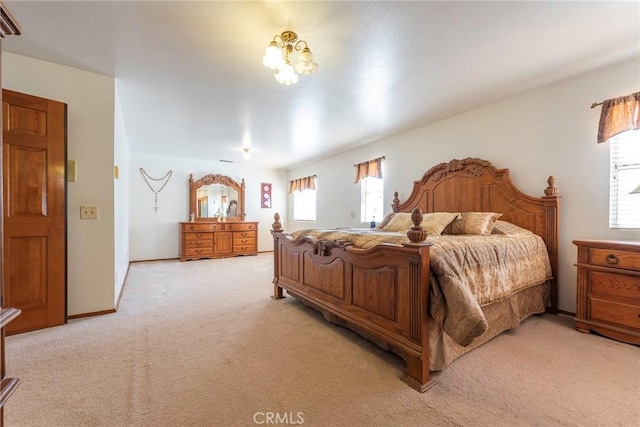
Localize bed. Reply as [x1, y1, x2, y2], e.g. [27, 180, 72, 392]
[270, 158, 560, 392]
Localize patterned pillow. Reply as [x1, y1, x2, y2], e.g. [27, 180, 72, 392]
[446, 212, 503, 235]
[420, 212, 461, 235]
[381, 213, 414, 232]
[491, 220, 532, 236]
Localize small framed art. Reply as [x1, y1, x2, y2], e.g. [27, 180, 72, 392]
[261, 183, 272, 209]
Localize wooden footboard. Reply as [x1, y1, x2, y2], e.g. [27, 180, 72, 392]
[271, 211, 436, 392]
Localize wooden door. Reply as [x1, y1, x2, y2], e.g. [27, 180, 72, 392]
[214, 231, 233, 254]
[2, 89, 66, 335]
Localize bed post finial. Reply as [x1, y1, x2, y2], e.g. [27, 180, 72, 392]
[272, 213, 282, 231]
[406, 208, 428, 243]
[392, 191, 400, 212]
[544, 176, 558, 196]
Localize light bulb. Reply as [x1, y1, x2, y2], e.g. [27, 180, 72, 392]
[262, 42, 284, 70]
[275, 63, 298, 85]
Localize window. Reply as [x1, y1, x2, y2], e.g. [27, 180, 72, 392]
[609, 130, 640, 229]
[293, 189, 316, 222]
[360, 176, 383, 223]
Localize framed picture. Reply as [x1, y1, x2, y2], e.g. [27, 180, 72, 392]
[261, 183, 272, 209]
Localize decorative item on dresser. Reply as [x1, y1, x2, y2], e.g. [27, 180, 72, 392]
[180, 173, 258, 261]
[573, 240, 640, 344]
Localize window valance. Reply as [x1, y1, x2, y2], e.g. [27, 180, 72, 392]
[288, 175, 316, 194]
[354, 156, 385, 184]
[596, 91, 640, 143]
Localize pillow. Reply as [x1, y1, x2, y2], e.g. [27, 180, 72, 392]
[446, 212, 503, 235]
[491, 220, 532, 236]
[380, 213, 414, 232]
[377, 212, 396, 230]
[420, 212, 461, 235]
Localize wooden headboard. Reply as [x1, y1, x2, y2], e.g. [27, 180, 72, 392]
[391, 157, 560, 311]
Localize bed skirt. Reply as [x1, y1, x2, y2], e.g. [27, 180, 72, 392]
[294, 281, 549, 371]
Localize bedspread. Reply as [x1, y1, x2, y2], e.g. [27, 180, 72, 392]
[290, 227, 552, 346]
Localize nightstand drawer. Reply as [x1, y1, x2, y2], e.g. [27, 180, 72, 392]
[589, 248, 640, 272]
[590, 297, 640, 329]
[590, 271, 640, 301]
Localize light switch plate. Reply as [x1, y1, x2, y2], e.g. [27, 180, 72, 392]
[68, 160, 77, 182]
[80, 205, 98, 219]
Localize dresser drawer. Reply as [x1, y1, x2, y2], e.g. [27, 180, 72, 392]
[590, 297, 640, 329]
[233, 244, 257, 253]
[185, 240, 212, 249]
[225, 222, 257, 231]
[182, 223, 222, 232]
[184, 232, 213, 241]
[233, 230, 256, 239]
[589, 248, 640, 272]
[184, 247, 214, 257]
[233, 237, 256, 247]
[590, 270, 640, 301]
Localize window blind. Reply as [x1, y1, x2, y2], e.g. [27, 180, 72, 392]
[609, 130, 640, 229]
[360, 176, 383, 223]
[293, 189, 316, 222]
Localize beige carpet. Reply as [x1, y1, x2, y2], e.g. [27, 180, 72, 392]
[5, 253, 639, 427]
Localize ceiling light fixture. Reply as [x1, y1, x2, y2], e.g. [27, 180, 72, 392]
[242, 147, 251, 160]
[262, 30, 318, 85]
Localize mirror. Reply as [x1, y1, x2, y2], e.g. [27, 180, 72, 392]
[189, 174, 245, 221]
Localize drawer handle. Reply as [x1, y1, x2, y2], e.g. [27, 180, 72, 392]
[189, 226, 195, 230]
[241, 232, 248, 237]
[196, 241, 203, 246]
[196, 233, 203, 238]
[605, 254, 619, 264]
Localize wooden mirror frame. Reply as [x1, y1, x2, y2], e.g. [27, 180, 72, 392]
[189, 174, 246, 222]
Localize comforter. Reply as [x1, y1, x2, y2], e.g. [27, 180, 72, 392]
[290, 225, 552, 346]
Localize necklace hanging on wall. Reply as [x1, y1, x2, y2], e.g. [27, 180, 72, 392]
[139, 168, 173, 213]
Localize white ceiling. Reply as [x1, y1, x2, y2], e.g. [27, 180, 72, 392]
[3, 1, 639, 169]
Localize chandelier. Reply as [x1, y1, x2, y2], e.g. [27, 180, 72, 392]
[262, 31, 318, 85]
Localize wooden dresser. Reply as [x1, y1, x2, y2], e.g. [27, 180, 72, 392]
[180, 221, 258, 261]
[573, 240, 640, 344]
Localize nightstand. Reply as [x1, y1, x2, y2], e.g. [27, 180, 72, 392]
[573, 240, 640, 344]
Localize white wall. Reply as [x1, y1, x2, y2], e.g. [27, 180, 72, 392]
[129, 152, 286, 261]
[2, 52, 116, 316]
[287, 57, 640, 313]
[114, 83, 130, 305]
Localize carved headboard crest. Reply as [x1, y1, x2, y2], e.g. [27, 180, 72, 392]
[424, 157, 492, 182]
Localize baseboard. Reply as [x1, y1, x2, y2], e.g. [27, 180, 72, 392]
[557, 309, 576, 317]
[115, 263, 131, 312]
[68, 308, 116, 320]
[130, 257, 179, 263]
